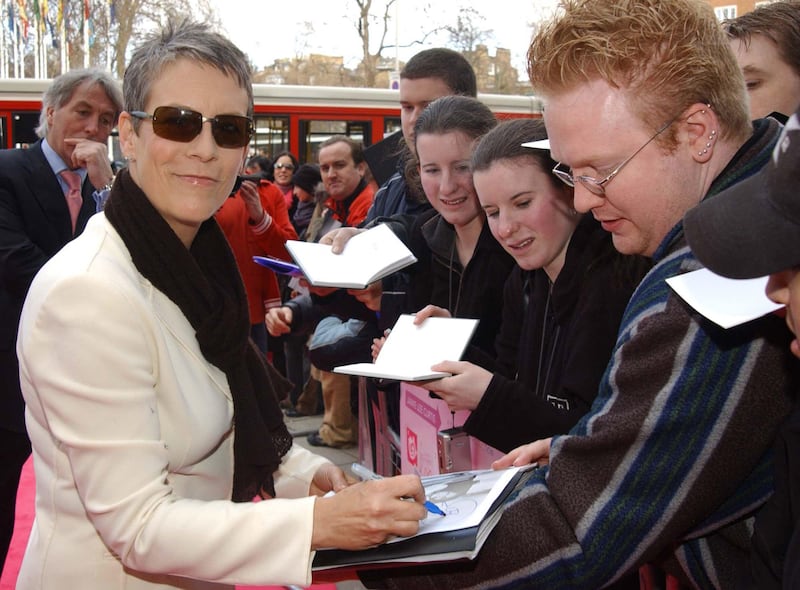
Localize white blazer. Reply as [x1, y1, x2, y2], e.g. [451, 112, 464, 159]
[17, 214, 330, 590]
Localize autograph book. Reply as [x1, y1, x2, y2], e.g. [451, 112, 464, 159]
[312, 466, 535, 570]
[282, 223, 417, 289]
[333, 314, 479, 381]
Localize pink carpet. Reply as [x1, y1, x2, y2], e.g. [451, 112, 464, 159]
[0, 457, 336, 590]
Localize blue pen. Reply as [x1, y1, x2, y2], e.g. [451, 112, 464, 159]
[350, 462, 446, 517]
[423, 500, 446, 516]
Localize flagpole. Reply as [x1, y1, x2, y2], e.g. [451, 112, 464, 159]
[1, 1, 7, 78]
[16, 3, 23, 78]
[33, 11, 39, 77]
[38, 0, 44, 78]
[83, 0, 89, 67]
[59, 0, 65, 73]
[12, 0, 19, 77]
[105, 0, 110, 69]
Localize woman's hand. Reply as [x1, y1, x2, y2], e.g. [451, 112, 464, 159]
[420, 361, 491, 412]
[371, 333, 388, 362]
[412, 304, 452, 324]
[492, 438, 552, 469]
[309, 464, 353, 496]
[318, 226, 365, 253]
[238, 180, 265, 223]
[265, 306, 293, 336]
[311, 475, 426, 550]
[347, 280, 383, 311]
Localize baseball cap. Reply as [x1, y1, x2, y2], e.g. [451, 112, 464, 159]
[684, 110, 800, 279]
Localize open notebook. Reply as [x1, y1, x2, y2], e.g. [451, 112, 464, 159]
[283, 223, 417, 289]
[334, 314, 479, 381]
[313, 466, 536, 570]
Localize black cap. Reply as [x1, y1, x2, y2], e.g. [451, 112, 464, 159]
[291, 164, 322, 195]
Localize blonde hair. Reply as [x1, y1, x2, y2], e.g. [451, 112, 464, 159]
[527, 0, 751, 146]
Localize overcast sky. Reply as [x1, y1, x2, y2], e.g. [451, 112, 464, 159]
[213, 0, 559, 75]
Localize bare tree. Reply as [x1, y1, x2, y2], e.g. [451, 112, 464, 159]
[444, 7, 492, 68]
[352, 0, 393, 86]
[351, 0, 446, 87]
[106, 0, 219, 78]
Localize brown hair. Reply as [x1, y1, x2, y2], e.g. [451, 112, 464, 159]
[725, 1, 800, 80]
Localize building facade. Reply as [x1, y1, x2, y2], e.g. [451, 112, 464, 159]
[705, 0, 783, 20]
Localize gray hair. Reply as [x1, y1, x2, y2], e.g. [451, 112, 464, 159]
[35, 68, 123, 138]
[124, 19, 253, 127]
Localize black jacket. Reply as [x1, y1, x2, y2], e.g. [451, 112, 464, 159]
[464, 216, 650, 452]
[382, 208, 515, 357]
[0, 141, 98, 432]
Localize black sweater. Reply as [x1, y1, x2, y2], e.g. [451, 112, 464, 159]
[464, 215, 650, 452]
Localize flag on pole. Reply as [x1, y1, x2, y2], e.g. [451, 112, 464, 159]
[8, 0, 16, 34]
[16, 0, 28, 40]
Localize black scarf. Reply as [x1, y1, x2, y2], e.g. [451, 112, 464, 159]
[104, 169, 293, 501]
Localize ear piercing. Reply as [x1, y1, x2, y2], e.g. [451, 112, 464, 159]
[699, 129, 716, 156]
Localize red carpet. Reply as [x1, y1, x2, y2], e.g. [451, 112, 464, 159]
[0, 458, 336, 590]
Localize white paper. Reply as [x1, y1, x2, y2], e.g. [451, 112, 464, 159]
[666, 268, 784, 329]
[334, 314, 479, 381]
[285, 223, 417, 288]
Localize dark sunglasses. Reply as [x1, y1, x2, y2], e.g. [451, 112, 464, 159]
[130, 106, 254, 149]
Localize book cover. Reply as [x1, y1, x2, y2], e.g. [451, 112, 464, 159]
[334, 315, 479, 381]
[312, 466, 534, 570]
[284, 223, 417, 289]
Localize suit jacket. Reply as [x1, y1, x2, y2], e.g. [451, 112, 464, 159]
[16, 214, 330, 589]
[0, 140, 97, 432]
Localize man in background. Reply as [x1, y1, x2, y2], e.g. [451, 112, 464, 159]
[365, 47, 477, 221]
[0, 68, 122, 573]
[725, 1, 800, 121]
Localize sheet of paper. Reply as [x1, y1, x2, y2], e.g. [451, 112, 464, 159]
[334, 315, 479, 380]
[666, 267, 784, 329]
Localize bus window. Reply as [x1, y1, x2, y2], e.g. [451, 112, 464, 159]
[0, 114, 6, 149]
[12, 112, 39, 148]
[298, 119, 372, 164]
[251, 115, 289, 158]
[384, 117, 401, 138]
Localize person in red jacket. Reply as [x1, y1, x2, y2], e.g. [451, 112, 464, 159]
[318, 135, 374, 227]
[216, 177, 297, 354]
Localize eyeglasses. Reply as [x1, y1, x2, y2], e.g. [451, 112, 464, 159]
[130, 106, 253, 149]
[552, 116, 679, 196]
[274, 163, 295, 171]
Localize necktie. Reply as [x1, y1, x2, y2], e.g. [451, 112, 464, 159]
[60, 170, 82, 233]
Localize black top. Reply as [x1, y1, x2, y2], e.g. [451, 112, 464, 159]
[381, 208, 516, 358]
[463, 215, 651, 452]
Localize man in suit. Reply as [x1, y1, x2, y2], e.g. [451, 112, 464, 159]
[0, 67, 122, 572]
